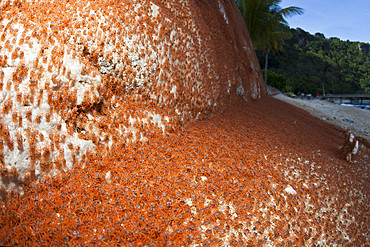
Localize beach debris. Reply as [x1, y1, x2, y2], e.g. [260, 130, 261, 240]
[342, 118, 355, 124]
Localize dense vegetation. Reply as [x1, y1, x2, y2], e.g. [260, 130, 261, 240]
[236, 0, 303, 85]
[257, 28, 370, 95]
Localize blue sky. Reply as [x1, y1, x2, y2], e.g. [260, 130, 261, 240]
[280, 0, 370, 44]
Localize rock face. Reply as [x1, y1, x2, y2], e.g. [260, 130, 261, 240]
[358, 43, 369, 56]
[0, 0, 264, 190]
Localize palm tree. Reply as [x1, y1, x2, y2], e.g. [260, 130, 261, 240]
[236, 0, 304, 85]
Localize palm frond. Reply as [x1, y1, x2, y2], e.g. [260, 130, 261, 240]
[235, 0, 304, 53]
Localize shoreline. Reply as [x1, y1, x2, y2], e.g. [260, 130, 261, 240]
[273, 94, 370, 142]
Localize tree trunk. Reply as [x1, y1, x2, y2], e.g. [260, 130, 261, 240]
[264, 51, 268, 85]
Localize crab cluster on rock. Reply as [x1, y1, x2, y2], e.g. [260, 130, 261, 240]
[342, 130, 359, 162]
[0, 0, 264, 191]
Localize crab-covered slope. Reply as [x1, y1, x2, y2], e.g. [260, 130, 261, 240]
[0, 0, 264, 190]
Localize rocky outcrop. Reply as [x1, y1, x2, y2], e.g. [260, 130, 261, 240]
[0, 0, 264, 190]
[358, 43, 370, 56]
[342, 130, 359, 162]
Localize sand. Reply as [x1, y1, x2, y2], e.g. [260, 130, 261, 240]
[273, 94, 370, 142]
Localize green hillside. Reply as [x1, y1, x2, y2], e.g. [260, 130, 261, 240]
[257, 28, 370, 95]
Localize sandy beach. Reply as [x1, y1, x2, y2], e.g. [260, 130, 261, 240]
[273, 94, 370, 142]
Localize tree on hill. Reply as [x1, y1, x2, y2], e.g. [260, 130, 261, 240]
[235, 0, 304, 85]
[256, 28, 370, 94]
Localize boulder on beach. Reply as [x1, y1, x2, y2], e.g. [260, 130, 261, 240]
[0, 0, 265, 189]
[342, 130, 359, 162]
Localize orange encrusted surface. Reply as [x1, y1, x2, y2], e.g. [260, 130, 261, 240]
[0, 0, 369, 246]
[1, 96, 369, 245]
[0, 0, 264, 189]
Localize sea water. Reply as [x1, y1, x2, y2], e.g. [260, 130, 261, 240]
[336, 102, 370, 110]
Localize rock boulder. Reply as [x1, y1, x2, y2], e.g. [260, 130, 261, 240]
[0, 0, 264, 191]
